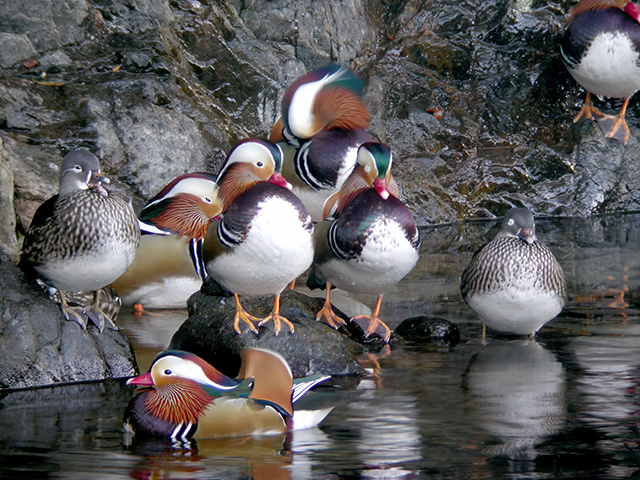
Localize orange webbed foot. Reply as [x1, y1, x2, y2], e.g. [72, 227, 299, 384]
[258, 313, 295, 335]
[573, 91, 605, 124]
[315, 303, 346, 330]
[351, 314, 392, 343]
[232, 294, 261, 334]
[598, 115, 630, 144]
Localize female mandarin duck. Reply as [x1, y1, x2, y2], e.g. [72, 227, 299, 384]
[307, 143, 421, 343]
[124, 348, 331, 442]
[561, 0, 640, 143]
[270, 64, 372, 222]
[460, 208, 566, 339]
[111, 173, 223, 308]
[19, 150, 140, 331]
[203, 139, 314, 335]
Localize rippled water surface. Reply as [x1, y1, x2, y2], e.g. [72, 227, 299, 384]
[1, 214, 640, 479]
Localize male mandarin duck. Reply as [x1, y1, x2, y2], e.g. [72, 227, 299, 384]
[124, 348, 332, 442]
[561, 0, 640, 143]
[19, 150, 140, 331]
[460, 208, 567, 338]
[203, 139, 314, 335]
[307, 142, 421, 343]
[111, 173, 223, 308]
[270, 64, 372, 222]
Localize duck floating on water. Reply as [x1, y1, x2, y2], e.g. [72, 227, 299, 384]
[124, 348, 332, 442]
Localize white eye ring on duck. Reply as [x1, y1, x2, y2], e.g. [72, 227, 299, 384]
[163, 369, 173, 376]
[203, 197, 212, 204]
[507, 219, 514, 226]
[74, 164, 83, 172]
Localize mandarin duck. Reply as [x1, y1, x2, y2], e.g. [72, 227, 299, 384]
[111, 173, 223, 308]
[270, 64, 372, 222]
[124, 348, 332, 442]
[561, 0, 640, 144]
[19, 150, 140, 331]
[307, 143, 421, 343]
[460, 208, 566, 338]
[203, 139, 314, 335]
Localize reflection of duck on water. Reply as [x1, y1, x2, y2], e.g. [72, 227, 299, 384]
[463, 341, 566, 460]
[126, 434, 293, 480]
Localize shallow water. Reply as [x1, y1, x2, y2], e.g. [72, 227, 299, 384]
[2, 214, 640, 479]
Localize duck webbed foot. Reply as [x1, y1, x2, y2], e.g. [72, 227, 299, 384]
[597, 114, 630, 144]
[232, 294, 260, 335]
[351, 314, 392, 343]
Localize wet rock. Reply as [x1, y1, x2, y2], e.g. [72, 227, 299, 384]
[169, 282, 365, 378]
[0, 138, 18, 261]
[0, 256, 138, 389]
[395, 315, 460, 345]
[230, 0, 379, 68]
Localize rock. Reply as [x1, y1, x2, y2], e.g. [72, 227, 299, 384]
[0, 256, 138, 389]
[169, 282, 366, 378]
[395, 315, 461, 345]
[0, 138, 18, 261]
[0, 33, 37, 68]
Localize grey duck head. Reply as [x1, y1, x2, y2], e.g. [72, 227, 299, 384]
[496, 208, 536, 245]
[59, 150, 110, 197]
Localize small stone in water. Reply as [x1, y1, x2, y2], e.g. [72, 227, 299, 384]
[395, 315, 460, 345]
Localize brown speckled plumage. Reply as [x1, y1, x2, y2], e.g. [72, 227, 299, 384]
[19, 150, 140, 331]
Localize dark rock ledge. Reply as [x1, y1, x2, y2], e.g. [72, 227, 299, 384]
[170, 280, 367, 378]
[0, 256, 137, 390]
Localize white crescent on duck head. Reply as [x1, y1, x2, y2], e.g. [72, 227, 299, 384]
[282, 65, 370, 140]
[215, 139, 284, 208]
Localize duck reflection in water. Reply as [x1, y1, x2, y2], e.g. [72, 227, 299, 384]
[125, 435, 293, 480]
[464, 341, 567, 463]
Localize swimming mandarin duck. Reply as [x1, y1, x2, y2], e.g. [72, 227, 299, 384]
[460, 208, 567, 338]
[19, 150, 140, 331]
[124, 348, 332, 442]
[270, 64, 372, 222]
[111, 173, 223, 309]
[203, 139, 314, 335]
[307, 143, 421, 343]
[561, 0, 640, 143]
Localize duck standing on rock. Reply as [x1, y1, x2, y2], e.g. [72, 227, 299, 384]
[560, 0, 640, 144]
[19, 150, 140, 331]
[124, 348, 332, 442]
[307, 142, 421, 343]
[111, 173, 223, 309]
[203, 139, 314, 335]
[460, 208, 566, 339]
[270, 64, 372, 222]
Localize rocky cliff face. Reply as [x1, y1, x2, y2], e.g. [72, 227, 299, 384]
[3, 0, 639, 263]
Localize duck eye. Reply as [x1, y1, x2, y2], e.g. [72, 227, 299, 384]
[74, 165, 82, 171]
[507, 219, 514, 226]
[164, 369, 172, 375]
[256, 161, 264, 168]
[203, 197, 212, 204]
